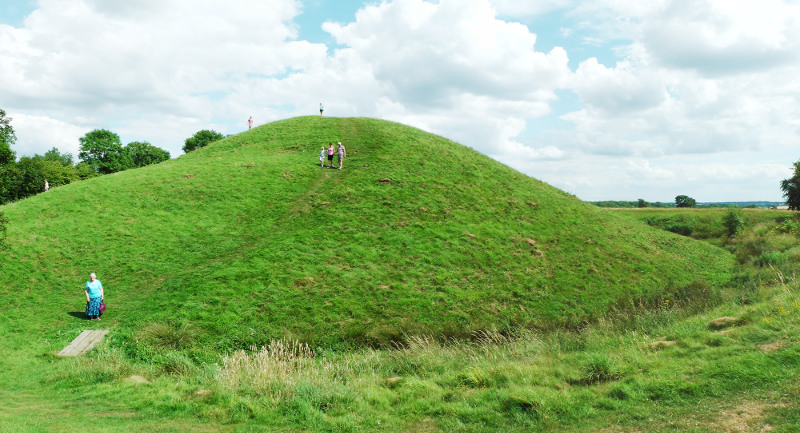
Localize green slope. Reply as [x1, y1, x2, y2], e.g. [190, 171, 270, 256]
[1, 116, 733, 349]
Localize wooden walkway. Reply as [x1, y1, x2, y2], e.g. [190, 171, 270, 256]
[57, 330, 109, 357]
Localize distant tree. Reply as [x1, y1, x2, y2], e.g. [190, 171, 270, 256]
[637, 198, 648, 208]
[79, 129, 132, 174]
[0, 109, 17, 166]
[124, 141, 171, 168]
[74, 162, 100, 180]
[40, 147, 74, 167]
[723, 207, 744, 237]
[675, 195, 696, 208]
[183, 129, 224, 153]
[780, 160, 800, 211]
[2, 157, 77, 201]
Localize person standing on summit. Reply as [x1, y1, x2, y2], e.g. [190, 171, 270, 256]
[319, 103, 324, 116]
[248, 116, 253, 130]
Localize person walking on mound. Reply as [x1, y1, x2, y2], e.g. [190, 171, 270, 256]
[337, 141, 346, 170]
[319, 103, 324, 116]
[327, 142, 335, 168]
[319, 146, 326, 167]
[248, 116, 253, 130]
[84, 272, 104, 321]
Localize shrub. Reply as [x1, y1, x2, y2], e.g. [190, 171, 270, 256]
[723, 207, 744, 237]
[0, 210, 7, 249]
[645, 215, 697, 236]
[576, 355, 619, 385]
[755, 250, 788, 267]
[136, 321, 196, 349]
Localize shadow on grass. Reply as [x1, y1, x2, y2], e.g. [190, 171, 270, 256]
[67, 312, 89, 320]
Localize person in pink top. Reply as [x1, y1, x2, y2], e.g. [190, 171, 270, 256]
[327, 142, 335, 168]
[248, 116, 253, 130]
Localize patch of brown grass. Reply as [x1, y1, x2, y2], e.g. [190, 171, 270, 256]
[715, 402, 775, 433]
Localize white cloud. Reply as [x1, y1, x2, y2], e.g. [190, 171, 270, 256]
[489, 0, 573, 17]
[571, 58, 666, 114]
[324, 0, 570, 108]
[11, 114, 87, 160]
[642, 0, 800, 76]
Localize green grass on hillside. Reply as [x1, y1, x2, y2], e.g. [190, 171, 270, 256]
[0, 117, 733, 351]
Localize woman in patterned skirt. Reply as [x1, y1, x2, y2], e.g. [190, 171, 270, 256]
[85, 272, 104, 321]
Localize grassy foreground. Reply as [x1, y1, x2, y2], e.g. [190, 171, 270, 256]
[1, 215, 799, 432]
[5, 117, 795, 431]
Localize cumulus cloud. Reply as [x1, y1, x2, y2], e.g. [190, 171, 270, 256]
[642, 0, 800, 76]
[324, 0, 570, 108]
[11, 114, 87, 159]
[571, 58, 666, 114]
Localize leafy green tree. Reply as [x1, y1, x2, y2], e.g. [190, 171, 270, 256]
[0, 157, 78, 203]
[183, 129, 224, 153]
[675, 195, 696, 208]
[78, 129, 132, 174]
[0, 109, 16, 166]
[723, 207, 744, 237]
[40, 147, 74, 167]
[124, 141, 171, 168]
[74, 162, 100, 180]
[0, 163, 23, 204]
[637, 198, 648, 208]
[780, 160, 800, 211]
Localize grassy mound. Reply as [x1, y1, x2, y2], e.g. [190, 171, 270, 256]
[0, 116, 733, 349]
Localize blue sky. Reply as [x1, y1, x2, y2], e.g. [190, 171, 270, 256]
[2, 0, 799, 202]
[0, 0, 33, 27]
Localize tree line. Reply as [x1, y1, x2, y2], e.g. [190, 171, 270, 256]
[0, 108, 224, 205]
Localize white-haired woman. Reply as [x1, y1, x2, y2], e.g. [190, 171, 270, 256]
[85, 272, 104, 321]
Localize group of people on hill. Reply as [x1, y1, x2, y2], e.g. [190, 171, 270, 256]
[321, 142, 346, 169]
[245, 107, 347, 170]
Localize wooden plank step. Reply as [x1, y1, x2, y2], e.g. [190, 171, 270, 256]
[57, 330, 109, 357]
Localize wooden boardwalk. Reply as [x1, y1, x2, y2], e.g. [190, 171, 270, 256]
[57, 330, 109, 357]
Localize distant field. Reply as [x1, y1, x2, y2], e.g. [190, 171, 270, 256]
[613, 207, 796, 245]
